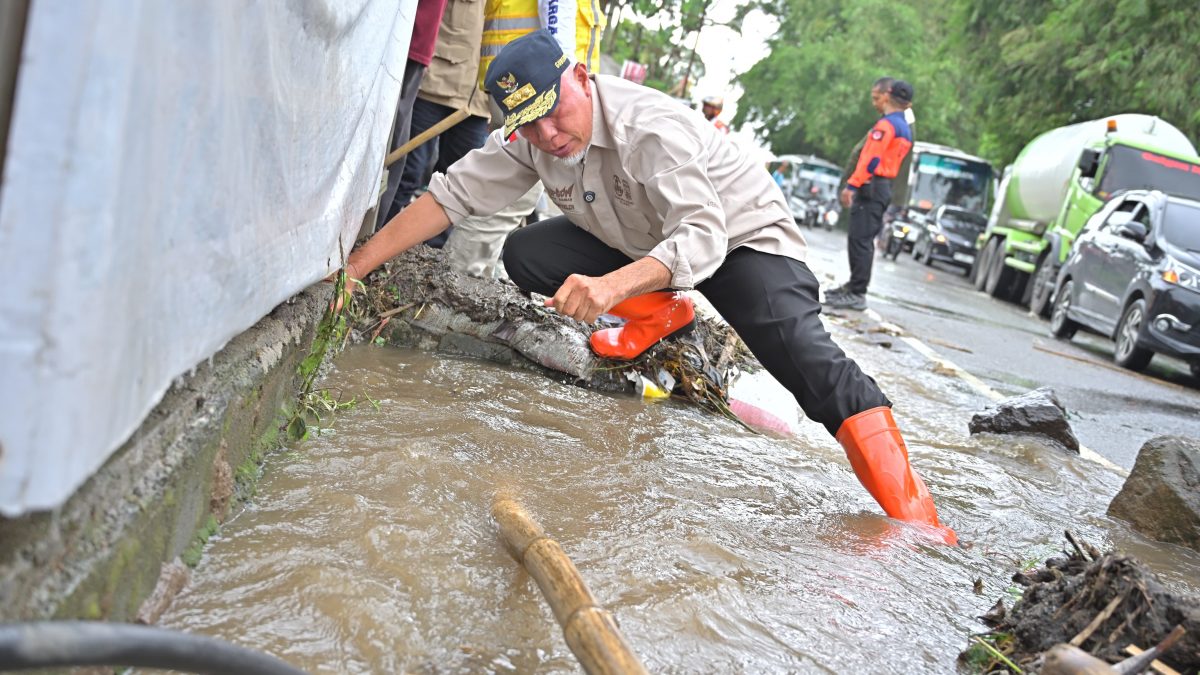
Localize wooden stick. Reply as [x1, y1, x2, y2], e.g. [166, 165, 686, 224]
[1070, 590, 1129, 647]
[491, 497, 649, 675]
[1119, 625, 1187, 675]
[385, 107, 471, 167]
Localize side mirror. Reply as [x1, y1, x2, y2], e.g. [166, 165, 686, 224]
[1115, 221, 1147, 242]
[1077, 149, 1101, 178]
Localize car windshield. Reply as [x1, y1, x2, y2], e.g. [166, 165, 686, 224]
[1097, 145, 1200, 202]
[940, 210, 987, 234]
[1162, 201, 1200, 250]
[909, 154, 992, 213]
[795, 165, 840, 200]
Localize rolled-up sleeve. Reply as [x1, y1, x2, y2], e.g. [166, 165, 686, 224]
[628, 117, 728, 289]
[427, 130, 541, 223]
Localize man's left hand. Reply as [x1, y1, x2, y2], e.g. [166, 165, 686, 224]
[840, 188, 855, 208]
[546, 273, 620, 324]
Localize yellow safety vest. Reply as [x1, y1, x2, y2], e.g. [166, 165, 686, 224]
[480, 0, 605, 89]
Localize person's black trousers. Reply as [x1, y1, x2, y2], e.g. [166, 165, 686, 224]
[846, 178, 892, 295]
[503, 217, 891, 436]
[387, 98, 490, 247]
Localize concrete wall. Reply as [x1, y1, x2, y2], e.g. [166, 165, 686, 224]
[0, 287, 328, 621]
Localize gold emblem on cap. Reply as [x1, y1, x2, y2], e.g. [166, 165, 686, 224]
[504, 88, 558, 136]
[502, 83, 536, 111]
[554, 55, 567, 68]
[497, 73, 518, 94]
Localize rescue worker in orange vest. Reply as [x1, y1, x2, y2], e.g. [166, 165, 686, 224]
[701, 95, 730, 134]
[825, 80, 914, 311]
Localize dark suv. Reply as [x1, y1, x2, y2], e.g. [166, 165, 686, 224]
[1049, 190, 1200, 376]
[910, 205, 988, 274]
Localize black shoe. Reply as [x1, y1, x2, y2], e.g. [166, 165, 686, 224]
[824, 292, 867, 310]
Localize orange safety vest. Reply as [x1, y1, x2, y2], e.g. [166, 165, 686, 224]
[847, 111, 913, 189]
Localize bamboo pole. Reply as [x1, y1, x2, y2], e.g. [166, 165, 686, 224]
[385, 106, 470, 167]
[491, 497, 649, 675]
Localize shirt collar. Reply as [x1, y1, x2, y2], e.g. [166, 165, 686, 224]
[586, 75, 614, 150]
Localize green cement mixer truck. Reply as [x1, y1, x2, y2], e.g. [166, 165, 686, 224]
[973, 114, 1200, 315]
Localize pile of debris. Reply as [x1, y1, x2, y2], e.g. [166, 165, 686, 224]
[348, 246, 758, 421]
[965, 533, 1199, 674]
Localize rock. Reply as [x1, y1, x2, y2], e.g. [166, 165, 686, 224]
[967, 387, 1080, 452]
[1107, 435, 1200, 551]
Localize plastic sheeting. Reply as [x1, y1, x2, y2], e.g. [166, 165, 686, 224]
[0, 0, 417, 515]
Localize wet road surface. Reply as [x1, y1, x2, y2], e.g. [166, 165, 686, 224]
[159, 339, 1200, 673]
[802, 227, 1200, 469]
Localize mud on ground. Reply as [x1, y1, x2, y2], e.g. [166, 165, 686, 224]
[350, 246, 758, 419]
[967, 534, 1200, 673]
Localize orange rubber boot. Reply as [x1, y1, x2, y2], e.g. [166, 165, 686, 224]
[590, 292, 695, 360]
[835, 407, 958, 545]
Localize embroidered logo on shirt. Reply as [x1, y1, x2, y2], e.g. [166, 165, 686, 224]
[612, 175, 633, 206]
[871, 129, 885, 140]
[547, 183, 577, 211]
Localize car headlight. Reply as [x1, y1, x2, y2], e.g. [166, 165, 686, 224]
[934, 233, 947, 244]
[825, 210, 839, 225]
[1163, 258, 1200, 291]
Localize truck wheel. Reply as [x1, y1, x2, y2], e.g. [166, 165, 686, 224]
[1028, 253, 1058, 318]
[973, 239, 996, 291]
[1049, 279, 1079, 339]
[1113, 298, 1153, 371]
[984, 239, 1017, 300]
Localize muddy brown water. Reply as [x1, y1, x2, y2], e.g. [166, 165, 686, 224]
[159, 344, 1200, 674]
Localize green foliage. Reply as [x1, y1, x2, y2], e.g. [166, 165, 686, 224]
[733, 0, 1199, 166]
[734, 0, 978, 163]
[602, 0, 711, 96]
[951, 0, 1200, 164]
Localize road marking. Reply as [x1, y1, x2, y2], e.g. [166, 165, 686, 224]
[863, 309, 1127, 476]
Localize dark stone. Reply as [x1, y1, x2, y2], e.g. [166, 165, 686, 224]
[1108, 435, 1200, 551]
[967, 387, 1080, 452]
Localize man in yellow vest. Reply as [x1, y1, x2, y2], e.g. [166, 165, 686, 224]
[481, 0, 604, 84]
[443, 0, 606, 278]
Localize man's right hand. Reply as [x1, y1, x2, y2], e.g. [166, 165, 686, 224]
[840, 188, 855, 208]
[325, 262, 363, 313]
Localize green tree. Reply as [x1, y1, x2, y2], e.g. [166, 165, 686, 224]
[951, 0, 1200, 164]
[733, 0, 979, 163]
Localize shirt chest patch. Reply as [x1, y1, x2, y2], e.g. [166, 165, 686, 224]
[612, 175, 634, 206]
[546, 183, 577, 212]
[871, 129, 885, 140]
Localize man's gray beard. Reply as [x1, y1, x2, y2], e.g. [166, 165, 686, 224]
[555, 145, 589, 167]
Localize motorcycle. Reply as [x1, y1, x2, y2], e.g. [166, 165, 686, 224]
[882, 208, 925, 259]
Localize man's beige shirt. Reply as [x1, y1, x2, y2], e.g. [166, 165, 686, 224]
[427, 74, 807, 289]
[419, 0, 491, 118]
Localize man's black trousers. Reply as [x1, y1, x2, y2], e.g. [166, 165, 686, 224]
[846, 178, 892, 295]
[503, 217, 891, 436]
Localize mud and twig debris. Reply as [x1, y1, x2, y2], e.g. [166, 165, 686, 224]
[964, 533, 1199, 673]
[350, 247, 758, 420]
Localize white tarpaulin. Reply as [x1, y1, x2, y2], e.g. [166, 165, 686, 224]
[0, 0, 417, 515]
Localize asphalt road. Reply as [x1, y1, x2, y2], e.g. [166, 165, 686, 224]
[802, 226, 1200, 469]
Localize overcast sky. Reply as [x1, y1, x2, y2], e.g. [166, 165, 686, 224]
[688, 0, 779, 160]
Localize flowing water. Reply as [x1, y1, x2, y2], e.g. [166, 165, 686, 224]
[160, 343, 1200, 674]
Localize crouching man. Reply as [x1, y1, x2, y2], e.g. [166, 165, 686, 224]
[342, 31, 957, 545]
